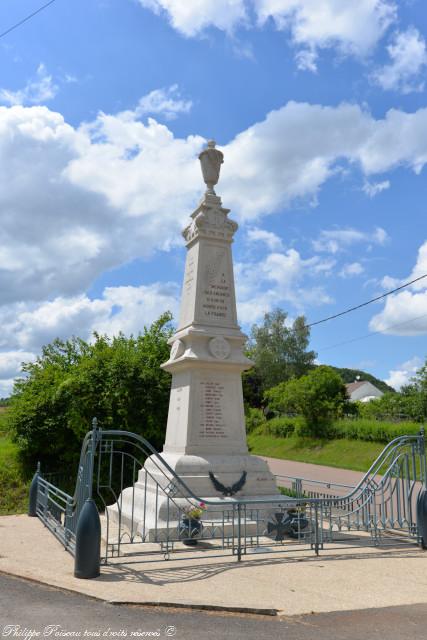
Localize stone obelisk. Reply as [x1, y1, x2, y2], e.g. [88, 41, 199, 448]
[112, 141, 279, 536]
[161, 140, 252, 459]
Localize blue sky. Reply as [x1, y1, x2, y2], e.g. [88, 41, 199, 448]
[0, 0, 427, 395]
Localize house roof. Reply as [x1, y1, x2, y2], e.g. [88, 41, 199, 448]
[346, 381, 369, 394]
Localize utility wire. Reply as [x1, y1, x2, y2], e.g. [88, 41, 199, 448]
[307, 273, 427, 328]
[0, 0, 57, 40]
[317, 311, 427, 353]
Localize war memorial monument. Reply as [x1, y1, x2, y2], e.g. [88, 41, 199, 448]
[112, 141, 280, 536]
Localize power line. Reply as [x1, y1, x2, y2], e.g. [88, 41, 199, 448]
[0, 0, 57, 40]
[307, 273, 427, 328]
[317, 311, 427, 353]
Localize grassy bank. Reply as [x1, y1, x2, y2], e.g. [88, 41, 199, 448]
[247, 432, 385, 472]
[246, 414, 424, 473]
[0, 411, 29, 515]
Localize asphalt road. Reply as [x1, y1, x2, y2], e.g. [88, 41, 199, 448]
[1, 572, 426, 640]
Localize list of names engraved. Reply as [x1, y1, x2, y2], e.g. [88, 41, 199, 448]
[199, 380, 227, 438]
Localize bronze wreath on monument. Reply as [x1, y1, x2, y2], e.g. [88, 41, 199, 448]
[209, 470, 247, 496]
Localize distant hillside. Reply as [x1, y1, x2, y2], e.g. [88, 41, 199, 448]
[331, 367, 395, 394]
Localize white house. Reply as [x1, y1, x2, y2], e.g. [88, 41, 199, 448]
[346, 380, 384, 403]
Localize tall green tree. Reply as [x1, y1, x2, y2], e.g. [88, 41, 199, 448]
[244, 309, 316, 404]
[8, 313, 174, 475]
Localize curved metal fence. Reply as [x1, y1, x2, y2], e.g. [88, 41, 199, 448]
[31, 420, 427, 576]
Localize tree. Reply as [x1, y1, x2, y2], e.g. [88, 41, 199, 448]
[246, 309, 316, 401]
[8, 313, 174, 475]
[264, 366, 349, 437]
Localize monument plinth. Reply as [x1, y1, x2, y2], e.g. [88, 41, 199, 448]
[111, 141, 279, 537]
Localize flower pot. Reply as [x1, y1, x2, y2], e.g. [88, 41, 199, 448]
[179, 517, 203, 546]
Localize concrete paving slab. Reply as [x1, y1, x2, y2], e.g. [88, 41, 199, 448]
[1, 515, 427, 617]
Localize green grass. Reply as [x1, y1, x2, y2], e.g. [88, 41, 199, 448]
[247, 432, 384, 473]
[0, 433, 18, 464]
[0, 410, 29, 515]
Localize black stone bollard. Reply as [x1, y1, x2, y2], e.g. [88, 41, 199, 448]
[417, 489, 427, 549]
[74, 498, 101, 579]
[28, 462, 40, 517]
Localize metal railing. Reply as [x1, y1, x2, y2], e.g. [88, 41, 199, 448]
[29, 421, 427, 578]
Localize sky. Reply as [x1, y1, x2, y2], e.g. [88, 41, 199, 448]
[0, 0, 427, 396]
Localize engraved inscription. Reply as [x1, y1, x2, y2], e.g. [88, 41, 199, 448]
[201, 251, 231, 321]
[202, 281, 231, 319]
[199, 380, 227, 438]
[185, 255, 195, 294]
[204, 250, 225, 286]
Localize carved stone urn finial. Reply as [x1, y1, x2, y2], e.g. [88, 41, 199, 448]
[198, 139, 224, 195]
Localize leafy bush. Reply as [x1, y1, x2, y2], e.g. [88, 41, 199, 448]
[245, 407, 266, 433]
[332, 418, 421, 443]
[253, 416, 422, 444]
[263, 416, 303, 438]
[8, 313, 173, 475]
[356, 391, 426, 423]
[264, 382, 295, 416]
[264, 366, 349, 437]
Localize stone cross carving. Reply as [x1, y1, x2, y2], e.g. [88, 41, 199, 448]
[198, 140, 224, 194]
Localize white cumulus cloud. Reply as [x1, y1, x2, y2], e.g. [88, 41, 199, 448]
[363, 179, 390, 197]
[246, 227, 283, 250]
[235, 248, 334, 323]
[0, 104, 204, 306]
[131, 85, 192, 120]
[313, 227, 388, 254]
[0, 282, 180, 395]
[339, 262, 365, 278]
[372, 27, 427, 93]
[0, 64, 58, 106]
[0, 351, 36, 379]
[1, 99, 427, 312]
[0, 284, 180, 353]
[256, 0, 396, 58]
[138, 0, 396, 69]
[137, 0, 248, 36]
[385, 356, 423, 390]
[370, 241, 427, 335]
[220, 102, 427, 219]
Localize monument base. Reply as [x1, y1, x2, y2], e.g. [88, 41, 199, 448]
[107, 452, 282, 542]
